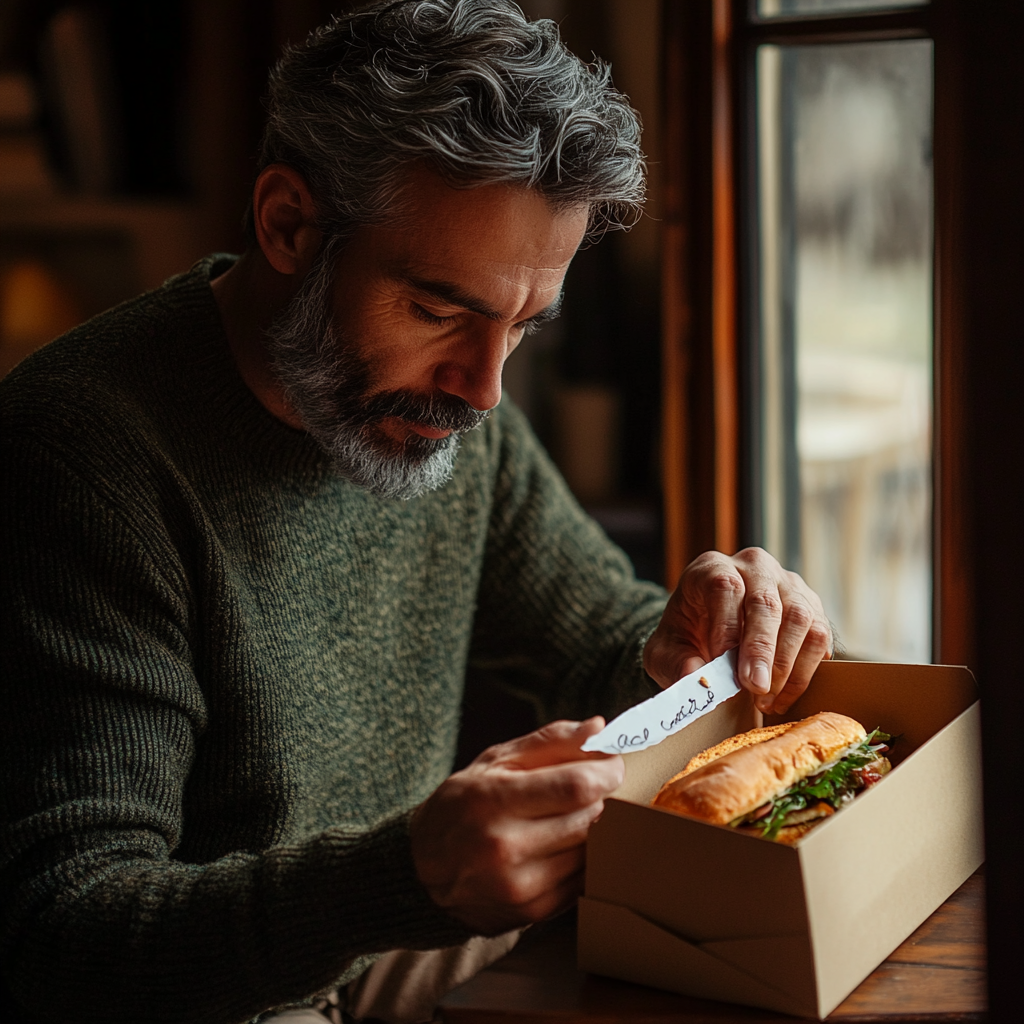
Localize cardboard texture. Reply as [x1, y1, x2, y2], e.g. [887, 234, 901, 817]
[579, 661, 982, 1020]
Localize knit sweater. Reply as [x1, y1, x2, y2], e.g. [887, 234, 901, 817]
[0, 256, 667, 1024]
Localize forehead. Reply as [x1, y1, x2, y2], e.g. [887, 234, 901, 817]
[361, 168, 589, 291]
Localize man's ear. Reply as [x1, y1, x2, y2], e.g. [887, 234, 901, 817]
[252, 164, 323, 276]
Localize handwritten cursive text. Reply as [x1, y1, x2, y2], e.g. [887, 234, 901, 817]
[660, 690, 715, 732]
[617, 727, 650, 750]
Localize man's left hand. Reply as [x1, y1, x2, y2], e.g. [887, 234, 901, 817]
[643, 547, 832, 716]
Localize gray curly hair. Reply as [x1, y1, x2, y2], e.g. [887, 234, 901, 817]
[251, 0, 646, 246]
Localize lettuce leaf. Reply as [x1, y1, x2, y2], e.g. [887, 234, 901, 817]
[742, 728, 890, 840]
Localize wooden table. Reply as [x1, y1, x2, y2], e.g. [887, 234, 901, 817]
[439, 871, 985, 1022]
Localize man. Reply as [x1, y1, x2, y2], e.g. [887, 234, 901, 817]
[0, 3, 832, 1022]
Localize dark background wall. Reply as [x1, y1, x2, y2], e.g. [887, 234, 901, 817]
[960, 0, 1024, 1017]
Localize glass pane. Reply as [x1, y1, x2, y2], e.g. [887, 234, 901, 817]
[758, 0, 928, 16]
[757, 40, 933, 661]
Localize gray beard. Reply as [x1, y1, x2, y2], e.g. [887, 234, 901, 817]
[263, 241, 489, 500]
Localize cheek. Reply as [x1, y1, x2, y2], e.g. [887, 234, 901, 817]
[339, 310, 442, 390]
[334, 294, 411, 356]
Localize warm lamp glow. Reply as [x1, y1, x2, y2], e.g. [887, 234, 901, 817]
[0, 260, 83, 376]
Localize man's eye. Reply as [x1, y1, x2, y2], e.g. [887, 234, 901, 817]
[411, 304, 454, 327]
[512, 318, 543, 338]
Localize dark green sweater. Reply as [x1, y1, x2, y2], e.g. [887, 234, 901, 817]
[0, 256, 666, 1024]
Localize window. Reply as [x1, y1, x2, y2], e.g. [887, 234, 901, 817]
[755, 36, 933, 660]
[661, 0, 964, 663]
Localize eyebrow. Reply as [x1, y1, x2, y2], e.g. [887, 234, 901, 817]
[393, 269, 564, 326]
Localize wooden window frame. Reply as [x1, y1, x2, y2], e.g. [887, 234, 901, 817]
[660, 0, 970, 667]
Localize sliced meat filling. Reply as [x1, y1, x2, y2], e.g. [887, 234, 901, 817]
[730, 731, 892, 842]
[779, 801, 834, 827]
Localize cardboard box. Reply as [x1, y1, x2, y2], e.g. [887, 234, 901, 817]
[578, 661, 982, 1019]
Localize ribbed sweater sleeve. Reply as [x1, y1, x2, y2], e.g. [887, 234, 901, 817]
[0, 438, 473, 1024]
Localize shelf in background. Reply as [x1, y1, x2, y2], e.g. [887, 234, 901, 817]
[0, 196, 211, 294]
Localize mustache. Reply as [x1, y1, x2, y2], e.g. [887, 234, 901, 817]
[359, 388, 490, 434]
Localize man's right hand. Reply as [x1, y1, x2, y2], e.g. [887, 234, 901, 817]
[409, 718, 623, 935]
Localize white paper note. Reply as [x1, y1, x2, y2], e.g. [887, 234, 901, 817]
[581, 649, 742, 755]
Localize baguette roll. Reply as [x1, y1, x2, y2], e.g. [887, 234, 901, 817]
[660, 721, 797, 786]
[652, 712, 867, 825]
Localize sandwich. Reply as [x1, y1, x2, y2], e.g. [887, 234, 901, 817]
[651, 712, 891, 844]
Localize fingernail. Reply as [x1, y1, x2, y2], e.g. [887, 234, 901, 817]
[756, 695, 774, 714]
[751, 661, 771, 694]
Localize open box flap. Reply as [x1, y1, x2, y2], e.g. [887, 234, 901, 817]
[765, 661, 978, 753]
[578, 896, 816, 1018]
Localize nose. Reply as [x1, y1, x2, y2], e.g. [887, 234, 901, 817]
[434, 326, 509, 413]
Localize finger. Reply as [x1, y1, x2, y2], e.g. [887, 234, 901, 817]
[473, 804, 602, 887]
[771, 611, 831, 716]
[486, 717, 613, 770]
[643, 550, 745, 687]
[685, 554, 746, 659]
[765, 591, 816, 699]
[466, 865, 586, 935]
[513, 865, 586, 926]
[494, 760, 623, 819]
[736, 572, 784, 704]
[490, 801, 599, 880]
[493, 851, 586, 922]
[511, 797, 608, 856]
[677, 654, 707, 679]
